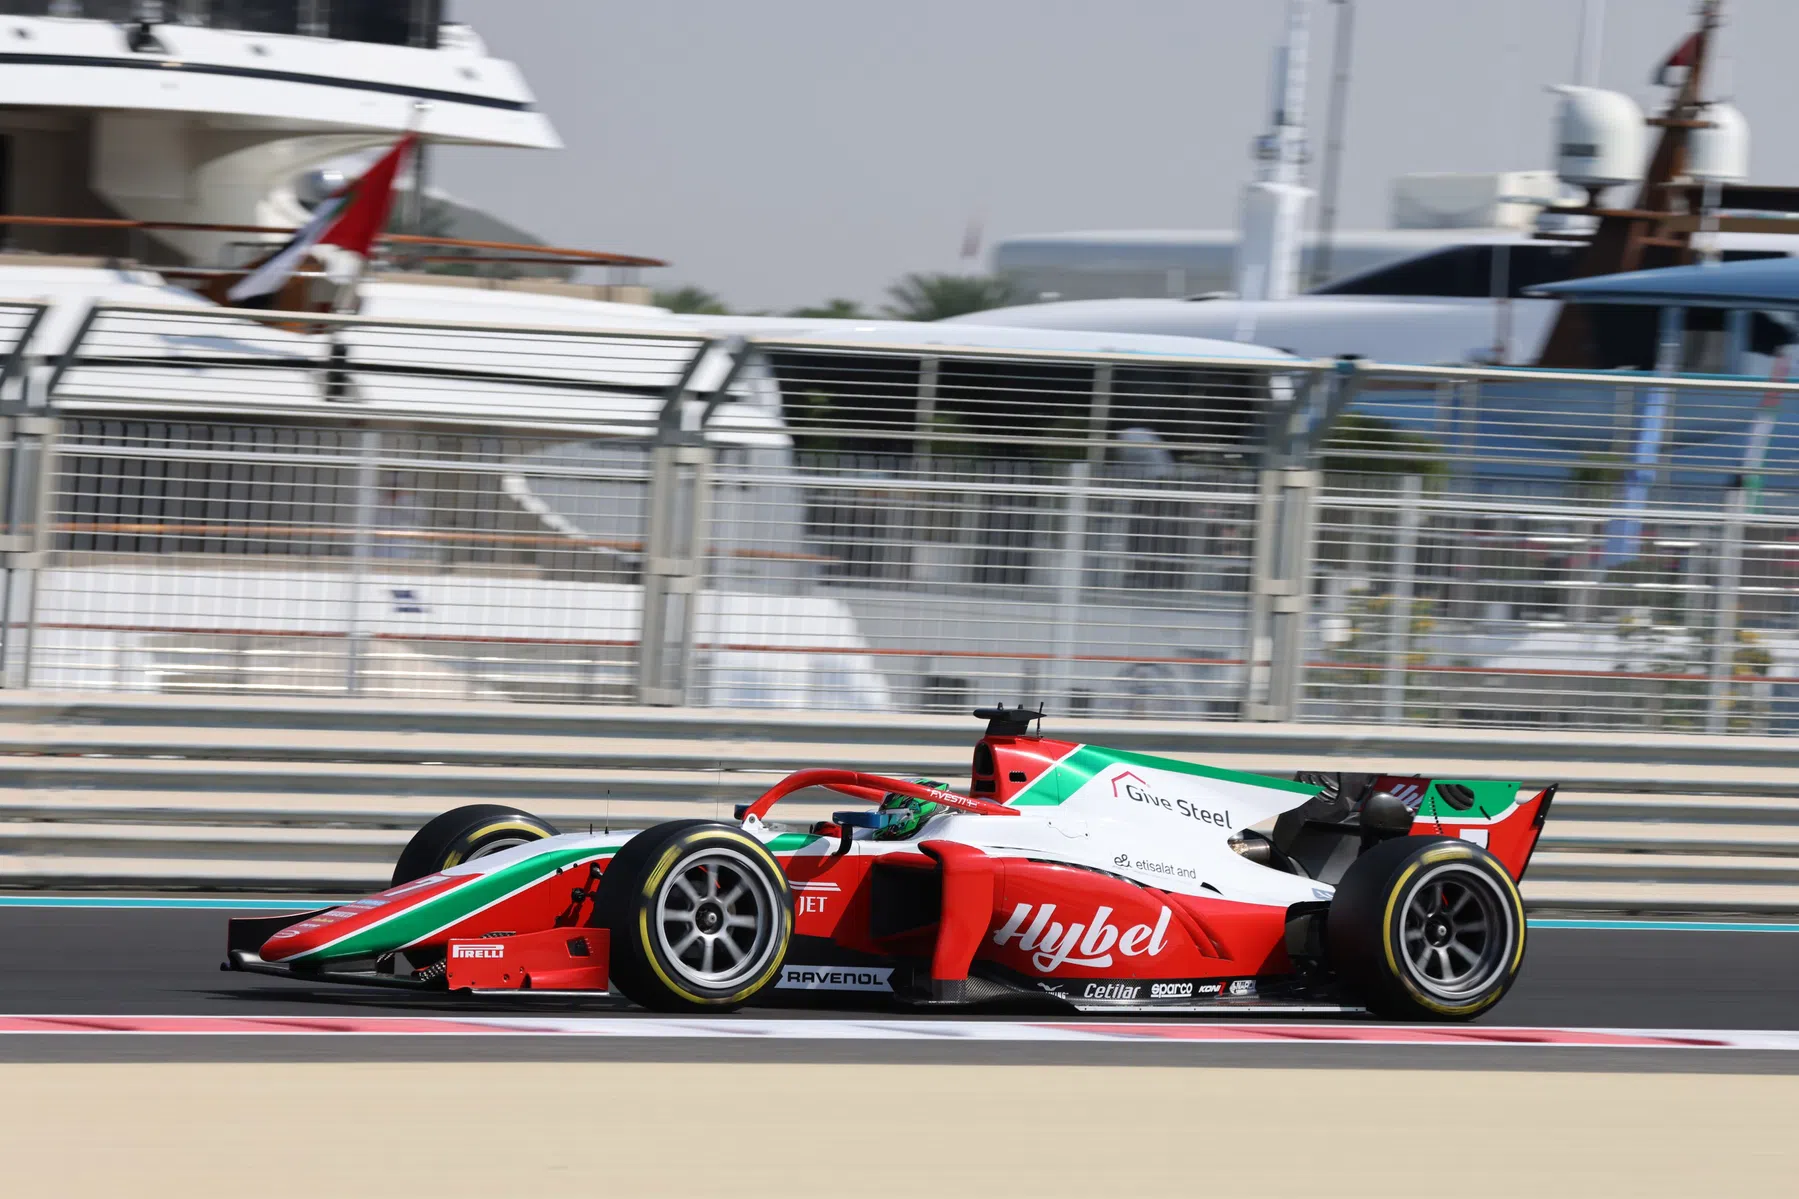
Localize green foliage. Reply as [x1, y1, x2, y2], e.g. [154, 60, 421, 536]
[1314, 593, 1444, 721]
[881, 273, 1017, 322]
[654, 286, 731, 315]
[1569, 451, 1629, 498]
[1320, 413, 1445, 478]
[787, 298, 869, 319]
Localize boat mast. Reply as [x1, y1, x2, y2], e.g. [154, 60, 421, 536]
[1310, 0, 1355, 290]
[1536, 0, 1720, 367]
[1235, 0, 1314, 303]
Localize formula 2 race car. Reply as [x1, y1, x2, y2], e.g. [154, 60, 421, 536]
[224, 707, 1556, 1020]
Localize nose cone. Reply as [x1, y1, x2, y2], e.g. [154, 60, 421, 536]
[261, 873, 465, 963]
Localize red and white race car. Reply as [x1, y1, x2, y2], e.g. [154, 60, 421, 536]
[226, 707, 1554, 1020]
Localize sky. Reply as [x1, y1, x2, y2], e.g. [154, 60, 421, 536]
[435, 0, 1799, 313]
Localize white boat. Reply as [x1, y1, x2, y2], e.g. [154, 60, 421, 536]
[0, 3, 1311, 712]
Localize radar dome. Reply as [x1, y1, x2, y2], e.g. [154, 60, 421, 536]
[1550, 86, 1646, 191]
[1689, 102, 1749, 183]
[295, 167, 348, 211]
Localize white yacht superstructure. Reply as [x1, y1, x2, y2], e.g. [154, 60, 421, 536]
[0, 2, 554, 268]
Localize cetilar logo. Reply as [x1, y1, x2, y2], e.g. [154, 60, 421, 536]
[991, 903, 1172, 971]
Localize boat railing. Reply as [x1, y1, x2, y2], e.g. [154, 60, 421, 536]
[0, 214, 665, 286]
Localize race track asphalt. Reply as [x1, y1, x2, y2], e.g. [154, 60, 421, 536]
[2, 907, 1796, 1070]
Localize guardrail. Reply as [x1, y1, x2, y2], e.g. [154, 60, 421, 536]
[1, 693, 1796, 913]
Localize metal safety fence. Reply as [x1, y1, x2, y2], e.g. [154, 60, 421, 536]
[1308, 364, 1799, 733]
[7, 301, 1799, 734]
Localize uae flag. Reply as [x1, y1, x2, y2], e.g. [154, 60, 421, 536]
[228, 133, 417, 304]
[1652, 32, 1701, 87]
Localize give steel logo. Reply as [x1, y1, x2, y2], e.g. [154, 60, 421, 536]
[1109, 771, 1233, 829]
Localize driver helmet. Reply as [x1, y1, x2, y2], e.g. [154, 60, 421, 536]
[873, 778, 948, 840]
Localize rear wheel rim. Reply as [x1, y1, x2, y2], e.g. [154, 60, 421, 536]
[1397, 862, 1513, 1002]
[652, 847, 780, 993]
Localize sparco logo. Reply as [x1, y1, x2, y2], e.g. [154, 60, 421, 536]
[1110, 771, 1233, 829]
[992, 903, 1172, 971]
[450, 944, 504, 960]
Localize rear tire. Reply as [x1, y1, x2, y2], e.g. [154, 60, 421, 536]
[592, 821, 792, 1013]
[391, 804, 560, 889]
[1327, 835, 1525, 1021]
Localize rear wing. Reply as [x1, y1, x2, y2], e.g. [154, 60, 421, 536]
[1375, 775, 1557, 882]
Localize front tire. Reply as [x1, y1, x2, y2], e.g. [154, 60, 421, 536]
[1327, 835, 1525, 1021]
[391, 804, 560, 889]
[593, 821, 792, 1013]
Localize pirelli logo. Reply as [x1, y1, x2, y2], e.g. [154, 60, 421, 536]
[450, 944, 505, 960]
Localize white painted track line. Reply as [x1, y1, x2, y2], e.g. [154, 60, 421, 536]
[4, 1015, 1799, 1049]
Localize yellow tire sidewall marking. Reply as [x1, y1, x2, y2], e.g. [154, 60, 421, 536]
[635, 829, 792, 1007]
[1382, 845, 1523, 1016]
[440, 820, 549, 870]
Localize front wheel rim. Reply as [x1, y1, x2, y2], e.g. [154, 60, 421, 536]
[464, 836, 534, 862]
[652, 847, 781, 993]
[1397, 862, 1514, 1002]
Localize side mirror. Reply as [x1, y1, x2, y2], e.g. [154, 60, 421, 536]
[1361, 790, 1414, 836]
[830, 809, 903, 854]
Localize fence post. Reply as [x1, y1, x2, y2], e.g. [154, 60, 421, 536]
[1706, 487, 1749, 733]
[637, 339, 746, 707]
[1246, 466, 1319, 721]
[1245, 363, 1348, 722]
[3, 412, 59, 691]
[343, 428, 379, 696]
[1381, 474, 1423, 725]
[1050, 364, 1112, 705]
[913, 356, 939, 484]
[0, 412, 23, 686]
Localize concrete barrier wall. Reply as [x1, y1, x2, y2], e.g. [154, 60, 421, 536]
[2, 693, 1796, 912]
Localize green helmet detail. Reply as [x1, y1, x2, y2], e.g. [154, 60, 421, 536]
[873, 779, 948, 840]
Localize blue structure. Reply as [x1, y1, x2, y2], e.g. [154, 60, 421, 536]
[1534, 257, 1799, 314]
[1535, 259, 1799, 558]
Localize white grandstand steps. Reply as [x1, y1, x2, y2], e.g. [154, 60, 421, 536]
[1525, 852, 1799, 886]
[0, 692, 1796, 910]
[1539, 820, 1799, 857]
[1521, 879, 1799, 914]
[0, 854, 387, 893]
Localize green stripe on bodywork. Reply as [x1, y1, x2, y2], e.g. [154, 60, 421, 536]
[1009, 744, 1317, 806]
[766, 832, 824, 853]
[294, 843, 621, 964]
[1002, 742, 1088, 806]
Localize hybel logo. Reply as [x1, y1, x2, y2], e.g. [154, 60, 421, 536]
[1110, 771, 1233, 829]
[450, 944, 505, 960]
[992, 903, 1172, 971]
